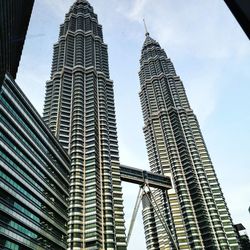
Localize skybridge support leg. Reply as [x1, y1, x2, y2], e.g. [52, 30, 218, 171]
[127, 186, 143, 245]
[143, 184, 179, 250]
[127, 184, 179, 250]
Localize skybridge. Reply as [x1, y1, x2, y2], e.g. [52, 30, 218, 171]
[120, 164, 172, 190]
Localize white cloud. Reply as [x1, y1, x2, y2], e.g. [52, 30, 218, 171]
[119, 0, 250, 60]
[114, 0, 250, 124]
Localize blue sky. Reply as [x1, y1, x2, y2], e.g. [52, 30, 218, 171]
[16, 0, 250, 248]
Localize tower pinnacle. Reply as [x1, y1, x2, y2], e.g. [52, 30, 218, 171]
[143, 18, 149, 36]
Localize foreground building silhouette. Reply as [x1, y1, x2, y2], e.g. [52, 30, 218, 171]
[43, 1, 127, 249]
[0, 0, 34, 78]
[139, 32, 239, 249]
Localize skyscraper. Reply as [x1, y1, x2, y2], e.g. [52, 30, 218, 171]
[43, 1, 127, 249]
[0, 0, 34, 78]
[139, 32, 239, 249]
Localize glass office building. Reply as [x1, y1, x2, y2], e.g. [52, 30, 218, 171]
[0, 73, 70, 249]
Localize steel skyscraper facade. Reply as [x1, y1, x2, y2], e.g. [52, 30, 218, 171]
[139, 33, 239, 249]
[43, 1, 127, 249]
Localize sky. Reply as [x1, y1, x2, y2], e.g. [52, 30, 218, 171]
[16, 0, 250, 249]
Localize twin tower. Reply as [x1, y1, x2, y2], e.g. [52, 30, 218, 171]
[43, 0, 238, 249]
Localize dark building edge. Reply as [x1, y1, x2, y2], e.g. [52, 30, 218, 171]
[0, 0, 34, 78]
[224, 0, 250, 39]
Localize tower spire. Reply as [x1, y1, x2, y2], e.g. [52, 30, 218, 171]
[143, 18, 149, 36]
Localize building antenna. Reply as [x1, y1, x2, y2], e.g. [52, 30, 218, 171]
[143, 18, 149, 36]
